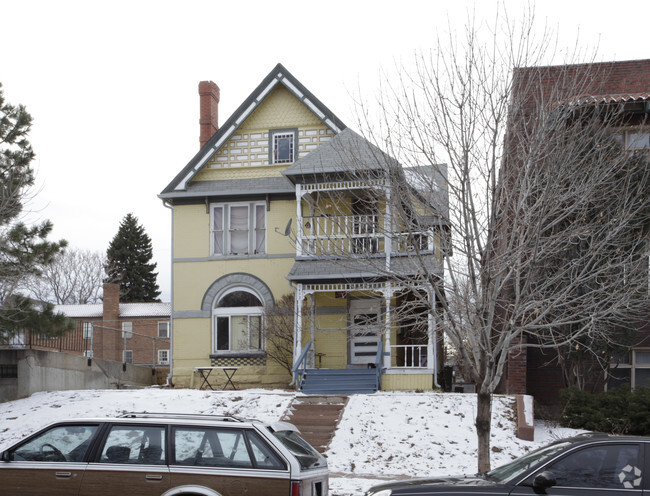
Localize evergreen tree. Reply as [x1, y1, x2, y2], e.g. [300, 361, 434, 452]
[0, 83, 71, 340]
[105, 213, 160, 302]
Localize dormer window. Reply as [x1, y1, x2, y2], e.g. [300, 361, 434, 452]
[270, 129, 296, 164]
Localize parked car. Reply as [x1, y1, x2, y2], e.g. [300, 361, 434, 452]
[0, 412, 328, 496]
[365, 433, 648, 496]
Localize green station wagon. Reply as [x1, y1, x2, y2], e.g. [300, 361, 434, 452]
[0, 412, 328, 496]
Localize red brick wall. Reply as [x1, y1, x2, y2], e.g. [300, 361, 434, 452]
[504, 338, 528, 395]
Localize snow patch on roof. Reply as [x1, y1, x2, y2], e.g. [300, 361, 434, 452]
[119, 302, 170, 318]
[54, 304, 103, 318]
[55, 302, 170, 319]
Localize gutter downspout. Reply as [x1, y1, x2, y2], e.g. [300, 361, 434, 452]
[163, 200, 174, 386]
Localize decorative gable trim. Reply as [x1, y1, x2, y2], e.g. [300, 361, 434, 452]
[160, 63, 346, 198]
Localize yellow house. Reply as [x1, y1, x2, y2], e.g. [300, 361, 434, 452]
[159, 64, 448, 393]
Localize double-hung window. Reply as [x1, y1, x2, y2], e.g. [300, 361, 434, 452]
[122, 322, 132, 339]
[158, 349, 169, 365]
[211, 203, 266, 256]
[158, 321, 169, 338]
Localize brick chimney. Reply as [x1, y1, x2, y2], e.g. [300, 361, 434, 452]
[199, 80, 220, 148]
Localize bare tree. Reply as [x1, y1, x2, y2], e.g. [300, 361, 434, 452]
[327, 10, 650, 472]
[24, 248, 105, 304]
[263, 293, 298, 377]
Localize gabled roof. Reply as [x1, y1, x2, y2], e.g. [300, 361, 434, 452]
[160, 63, 347, 198]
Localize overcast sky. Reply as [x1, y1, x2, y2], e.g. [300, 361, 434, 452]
[1, 0, 647, 301]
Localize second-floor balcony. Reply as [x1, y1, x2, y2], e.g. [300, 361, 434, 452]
[297, 214, 435, 258]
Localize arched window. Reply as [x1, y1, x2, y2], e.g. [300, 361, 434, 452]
[213, 289, 264, 354]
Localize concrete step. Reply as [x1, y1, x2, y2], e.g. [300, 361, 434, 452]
[283, 396, 349, 454]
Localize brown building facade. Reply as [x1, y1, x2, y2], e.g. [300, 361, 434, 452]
[498, 59, 650, 410]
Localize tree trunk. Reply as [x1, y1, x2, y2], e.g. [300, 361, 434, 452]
[476, 391, 492, 473]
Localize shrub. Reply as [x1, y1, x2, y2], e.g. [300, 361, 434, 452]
[560, 386, 650, 435]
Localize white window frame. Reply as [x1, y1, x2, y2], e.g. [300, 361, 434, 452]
[158, 349, 169, 365]
[270, 129, 297, 164]
[123, 350, 133, 364]
[122, 322, 133, 339]
[210, 202, 266, 256]
[212, 289, 264, 354]
[158, 321, 169, 338]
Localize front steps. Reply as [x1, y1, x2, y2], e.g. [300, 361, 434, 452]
[283, 395, 348, 453]
[299, 368, 380, 395]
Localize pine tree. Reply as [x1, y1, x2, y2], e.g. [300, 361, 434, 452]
[0, 83, 71, 340]
[105, 213, 160, 302]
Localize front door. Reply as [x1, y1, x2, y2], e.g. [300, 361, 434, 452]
[349, 299, 381, 365]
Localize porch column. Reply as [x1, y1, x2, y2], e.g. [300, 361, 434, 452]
[384, 183, 391, 271]
[295, 184, 303, 256]
[293, 284, 304, 365]
[427, 288, 437, 379]
[383, 283, 392, 369]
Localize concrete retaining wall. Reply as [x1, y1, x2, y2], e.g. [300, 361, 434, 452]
[0, 349, 157, 403]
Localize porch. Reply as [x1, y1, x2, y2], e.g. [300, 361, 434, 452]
[291, 339, 438, 394]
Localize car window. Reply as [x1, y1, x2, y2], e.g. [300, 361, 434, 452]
[173, 427, 282, 469]
[271, 430, 326, 469]
[488, 441, 571, 483]
[99, 425, 166, 465]
[246, 430, 286, 470]
[11, 424, 99, 463]
[535, 444, 642, 489]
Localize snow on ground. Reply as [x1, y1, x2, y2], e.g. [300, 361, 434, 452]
[0, 389, 585, 496]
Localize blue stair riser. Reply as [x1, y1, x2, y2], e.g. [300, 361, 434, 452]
[299, 369, 380, 394]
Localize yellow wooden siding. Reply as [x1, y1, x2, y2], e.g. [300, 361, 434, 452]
[190, 85, 334, 173]
[382, 374, 436, 391]
[241, 85, 322, 131]
[173, 204, 209, 259]
[173, 257, 294, 311]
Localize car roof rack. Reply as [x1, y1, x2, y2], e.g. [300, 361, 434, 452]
[118, 412, 253, 423]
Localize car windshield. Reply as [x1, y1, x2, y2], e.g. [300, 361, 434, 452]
[271, 430, 327, 470]
[485, 441, 572, 483]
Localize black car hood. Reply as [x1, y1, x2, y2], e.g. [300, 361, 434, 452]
[369, 474, 501, 494]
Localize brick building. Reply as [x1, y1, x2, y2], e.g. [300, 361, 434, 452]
[498, 59, 650, 409]
[53, 283, 171, 369]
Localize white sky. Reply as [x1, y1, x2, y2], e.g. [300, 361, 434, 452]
[1, 0, 647, 301]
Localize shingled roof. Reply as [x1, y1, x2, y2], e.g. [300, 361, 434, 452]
[282, 128, 398, 180]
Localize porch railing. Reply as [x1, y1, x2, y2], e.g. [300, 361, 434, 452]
[299, 214, 434, 257]
[391, 344, 428, 368]
[290, 341, 312, 388]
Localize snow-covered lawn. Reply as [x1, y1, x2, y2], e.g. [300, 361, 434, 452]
[0, 389, 585, 496]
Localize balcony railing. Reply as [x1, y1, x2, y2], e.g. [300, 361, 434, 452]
[299, 215, 433, 257]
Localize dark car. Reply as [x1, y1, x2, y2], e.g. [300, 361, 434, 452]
[0, 412, 328, 496]
[365, 433, 648, 496]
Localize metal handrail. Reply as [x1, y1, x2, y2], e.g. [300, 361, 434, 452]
[290, 341, 312, 388]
